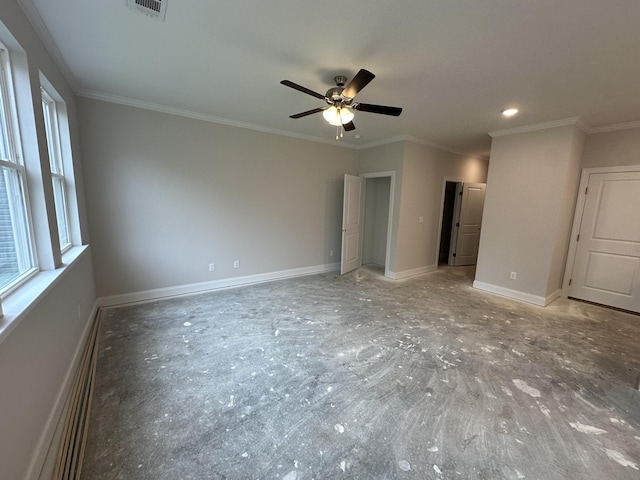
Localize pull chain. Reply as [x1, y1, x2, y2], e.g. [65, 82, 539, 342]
[334, 107, 346, 140]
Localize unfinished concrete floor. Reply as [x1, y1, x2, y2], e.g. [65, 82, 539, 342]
[81, 266, 640, 479]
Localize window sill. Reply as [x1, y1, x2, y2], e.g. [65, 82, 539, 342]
[0, 245, 89, 345]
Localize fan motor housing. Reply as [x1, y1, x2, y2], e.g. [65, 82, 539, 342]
[326, 86, 344, 102]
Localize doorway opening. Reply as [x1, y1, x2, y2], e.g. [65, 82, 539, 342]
[437, 180, 486, 267]
[340, 172, 395, 278]
[362, 176, 391, 270]
[439, 181, 458, 265]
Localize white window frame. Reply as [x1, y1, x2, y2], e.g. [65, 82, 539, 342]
[40, 85, 71, 253]
[0, 42, 37, 296]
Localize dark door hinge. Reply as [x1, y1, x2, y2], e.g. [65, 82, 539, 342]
[569, 278, 572, 286]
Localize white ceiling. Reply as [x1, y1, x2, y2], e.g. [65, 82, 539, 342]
[19, 0, 640, 157]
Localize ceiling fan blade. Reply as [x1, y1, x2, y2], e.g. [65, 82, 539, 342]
[280, 80, 326, 100]
[343, 121, 356, 132]
[341, 69, 375, 99]
[355, 103, 403, 116]
[289, 107, 327, 119]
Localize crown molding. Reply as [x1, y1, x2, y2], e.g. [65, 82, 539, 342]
[16, 0, 78, 91]
[78, 89, 482, 155]
[76, 89, 362, 149]
[358, 135, 408, 150]
[403, 135, 490, 160]
[359, 135, 488, 160]
[489, 116, 640, 138]
[489, 117, 588, 138]
[589, 120, 640, 134]
[75, 91, 640, 156]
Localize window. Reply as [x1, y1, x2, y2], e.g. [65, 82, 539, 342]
[41, 86, 71, 251]
[0, 43, 36, 293]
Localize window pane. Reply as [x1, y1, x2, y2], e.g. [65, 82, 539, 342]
[41, 95, 62, 174]
[42, 99, 55, 169]
[41, 86, 72, 252]
[0, 166, 34, 290]
[52, 175, 69, 248]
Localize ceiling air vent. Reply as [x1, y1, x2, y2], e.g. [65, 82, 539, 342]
[127, 0, 167, 21]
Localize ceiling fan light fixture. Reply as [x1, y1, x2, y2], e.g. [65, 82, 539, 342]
[323, 106, 354, 126]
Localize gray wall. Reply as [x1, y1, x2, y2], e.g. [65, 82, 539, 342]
[475, 124, 585, 302]
[359, 140, 488, 278]
[0, 252, 96, 480]
[0, 2, 97, 479]
[398, 142, 488, 274]
[78, 98, 359, 297]
[358, 142, 405, 274]
[581, 127, 640, 168]
[362, 176, 390, 266]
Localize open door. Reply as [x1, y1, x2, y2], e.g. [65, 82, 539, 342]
[449, 182, 486, 266]
[341, 174, 365, 274]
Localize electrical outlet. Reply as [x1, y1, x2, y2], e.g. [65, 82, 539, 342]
[330, 250, 334, 257]
[234, 260, 240, 269]
[510, 272, 517, 280]
[209, 263, 215, 272]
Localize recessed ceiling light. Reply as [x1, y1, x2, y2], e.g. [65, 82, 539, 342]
[502, 108, 519, 117]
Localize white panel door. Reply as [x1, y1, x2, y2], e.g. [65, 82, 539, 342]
[450, 183, 486, 266]
[341, 174, 365, 275]
[569, 171, 640, 313]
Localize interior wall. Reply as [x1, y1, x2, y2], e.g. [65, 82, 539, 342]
[362, 176, 390, 266]
[396, 141, 488, 276]
[546, 127, 585, 296]
[358, 141, 405, 274]
[0, 252, 96, 480]
[358, 140, 488, 278]
[78, 98, 359, 297]
[475, 124, 585, 303]
[0, 3, 97, 479]
[580, 127, 640, 168]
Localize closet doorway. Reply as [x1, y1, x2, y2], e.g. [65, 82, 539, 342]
[361, 172, 394, 278]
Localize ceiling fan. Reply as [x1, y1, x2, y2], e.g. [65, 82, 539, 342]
[281, 69, 402, 139]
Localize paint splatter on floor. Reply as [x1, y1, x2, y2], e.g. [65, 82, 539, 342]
[605, 449, 639, 470]
[82, 266, 640, 479]
[512, 379, 541, 398]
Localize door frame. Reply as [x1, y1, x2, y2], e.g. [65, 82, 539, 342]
[436, 176, 465, 268]
[361, 171, 396, 279]
[449, 182, 486, 266]
[562, 164, 640, 298]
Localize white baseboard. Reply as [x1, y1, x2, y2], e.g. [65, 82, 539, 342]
[98, 263, 341, 307]
[26, 300, 100, 480]
[388, 264, 437, 280]
[472, 281, 560, 307]
[544, 289, 562, 306]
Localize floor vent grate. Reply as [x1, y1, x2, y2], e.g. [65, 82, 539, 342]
[52, 312, 102, 480]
